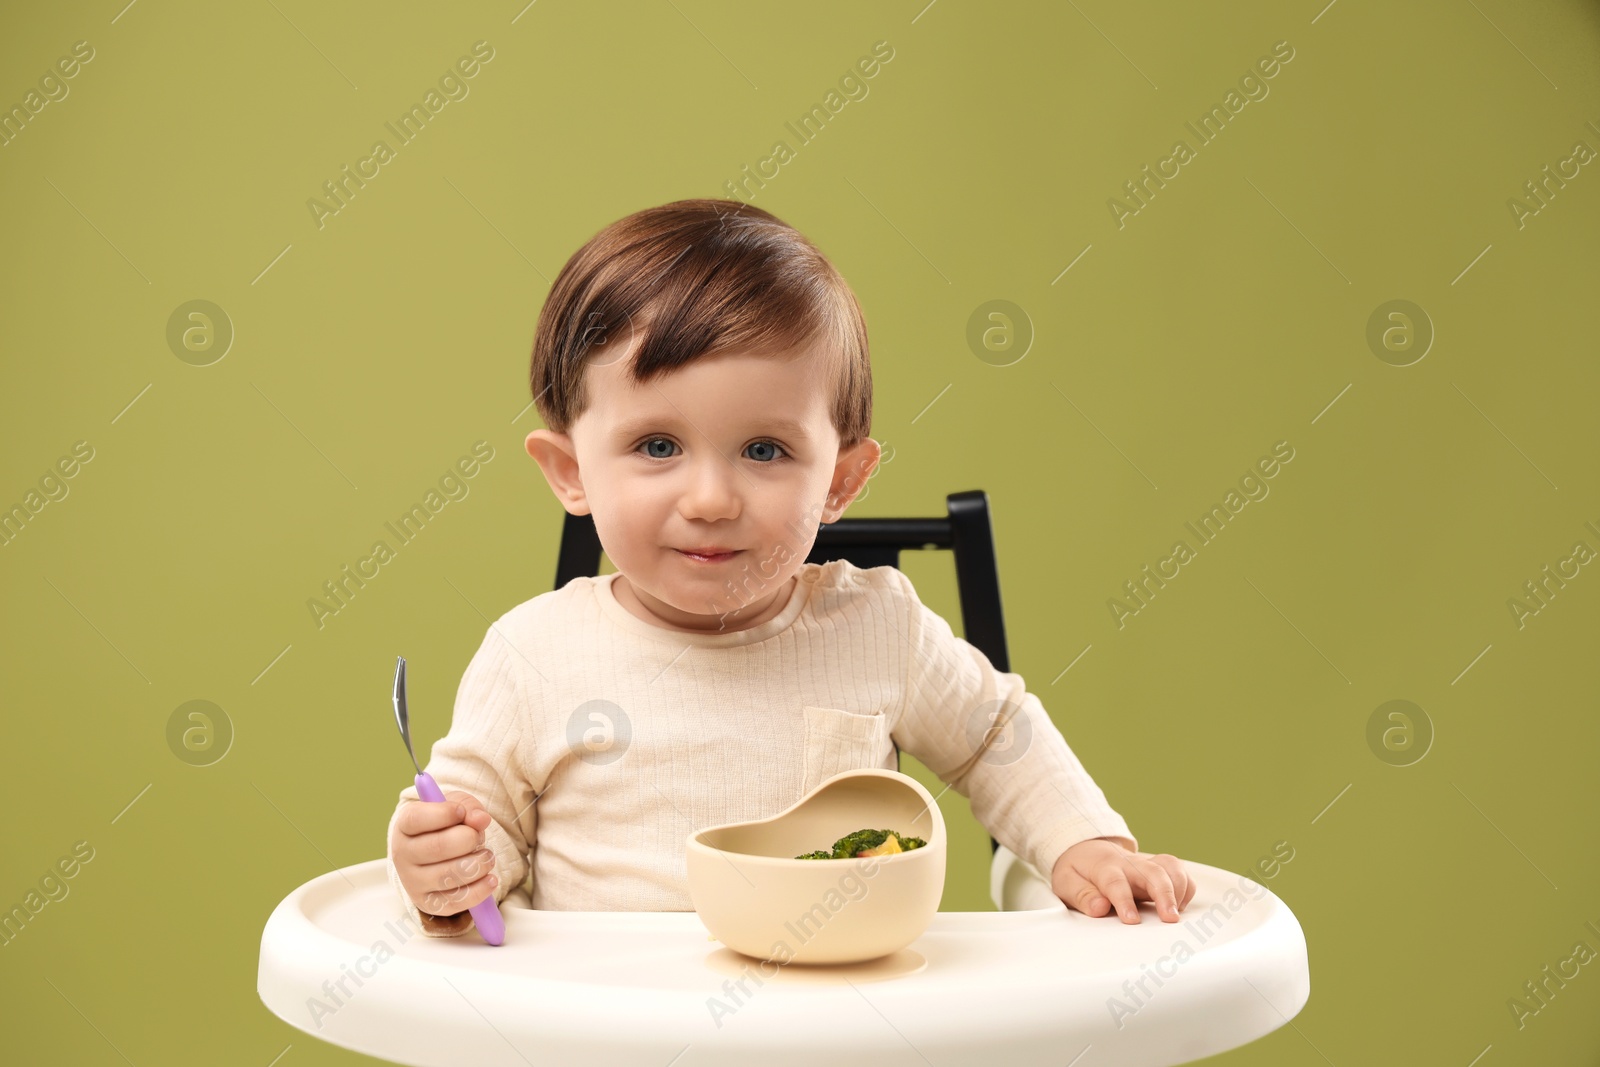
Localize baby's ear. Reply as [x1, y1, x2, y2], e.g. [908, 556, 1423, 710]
[525, 430, 590, 515]
[823, 437, 882, 522]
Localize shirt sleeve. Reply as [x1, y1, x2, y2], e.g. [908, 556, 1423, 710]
[887, 570, 1137, 885]
[384, 623, 538, 937]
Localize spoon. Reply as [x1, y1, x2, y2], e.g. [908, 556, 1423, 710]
[392, 655, 507, 946]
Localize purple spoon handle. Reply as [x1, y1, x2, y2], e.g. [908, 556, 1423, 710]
[413, 770, 506, 946]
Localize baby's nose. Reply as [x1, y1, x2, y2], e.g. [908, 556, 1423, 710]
[678, 460, 741, 521]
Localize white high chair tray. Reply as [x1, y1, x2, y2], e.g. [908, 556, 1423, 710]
[258, 857, 1308, 1067]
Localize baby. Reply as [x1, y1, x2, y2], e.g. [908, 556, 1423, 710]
[386, 198, 1194, 937]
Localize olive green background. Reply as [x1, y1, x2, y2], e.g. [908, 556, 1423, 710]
[2, 0, 1597, 1064]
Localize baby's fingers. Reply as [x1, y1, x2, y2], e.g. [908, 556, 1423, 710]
[1133, 857, 1181, 923]
[396, 798, 466, 837]
[1053, 864, 1113, 917]
[1147, 853, 1194, 913]
[417, 851, 500, 916]
[442, 790, 493, 836]
[1096, 865, 1140, 924]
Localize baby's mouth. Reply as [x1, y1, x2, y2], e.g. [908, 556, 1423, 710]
[676, 548, 742, 563]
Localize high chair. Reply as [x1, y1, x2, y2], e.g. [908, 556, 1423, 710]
[258, 490, 1311, 1065]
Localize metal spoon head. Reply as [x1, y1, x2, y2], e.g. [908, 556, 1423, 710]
[392, 655, 422, 775]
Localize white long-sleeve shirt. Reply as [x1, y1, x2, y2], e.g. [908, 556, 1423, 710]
[385, 558, 1136, 936]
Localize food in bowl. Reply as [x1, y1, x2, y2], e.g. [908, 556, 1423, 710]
[795, 827, 928, 860]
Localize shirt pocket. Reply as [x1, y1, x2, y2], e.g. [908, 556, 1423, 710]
[800, 704, 896, 796]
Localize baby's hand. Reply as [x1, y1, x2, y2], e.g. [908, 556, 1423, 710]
[389, 789, 499, 917]
[1051, 838, 1194, 924]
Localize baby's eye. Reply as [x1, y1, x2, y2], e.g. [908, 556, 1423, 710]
[635, 438, 788, 462]
[640, 437, 677, 460]
[745, 440, 786, 463]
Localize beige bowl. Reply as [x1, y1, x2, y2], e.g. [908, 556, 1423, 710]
[686, 768, 946, 964]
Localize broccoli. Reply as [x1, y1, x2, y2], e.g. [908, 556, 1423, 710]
[794, 827, 928, 860]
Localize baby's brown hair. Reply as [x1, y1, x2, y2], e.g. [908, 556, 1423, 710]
[529, 199, 872, 449]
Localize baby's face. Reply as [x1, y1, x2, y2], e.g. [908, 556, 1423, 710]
[526, 334, 879, 631]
